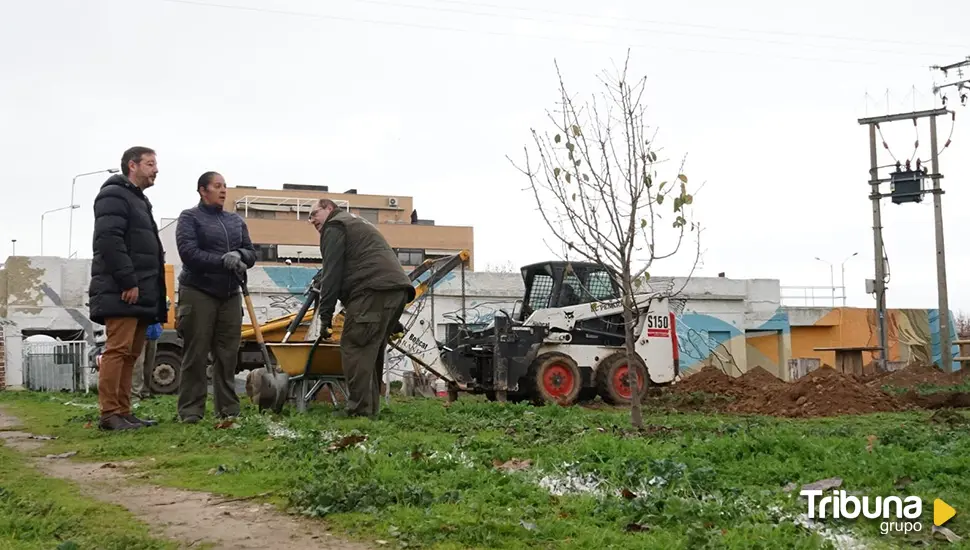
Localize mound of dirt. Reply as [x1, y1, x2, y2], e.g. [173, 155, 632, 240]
[736, 366, 787, 392]
[898, 390, 970, 410]
[727, 367, 906, 418]
[671, 366, 744, 397]
[867, 364, 954, 390]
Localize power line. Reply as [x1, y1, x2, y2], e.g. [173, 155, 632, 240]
[155, 0, 948, 68]
[347, 0, 968, 58]
[420, 0, 970, 51]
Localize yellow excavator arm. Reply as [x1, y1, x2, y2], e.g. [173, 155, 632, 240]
[239, 249, 471, 341]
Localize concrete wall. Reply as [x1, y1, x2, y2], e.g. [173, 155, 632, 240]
[648, 277, 792, 380]
[785, 306, 960, 371]
[0, 256, 95, 336]
[1, 255, 794, 381]
[159, 218, 178, 267]
[1, 320, 24, 389]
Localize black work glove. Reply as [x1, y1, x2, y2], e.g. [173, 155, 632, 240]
[222, 251, 243, 272]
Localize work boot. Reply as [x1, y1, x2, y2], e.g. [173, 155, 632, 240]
[98, 414, 141, 431]
[124, 414, 158, 427]
[180, 415, 202, 424]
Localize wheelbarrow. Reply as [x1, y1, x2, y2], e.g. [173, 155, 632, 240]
[266, 339, 350, 412]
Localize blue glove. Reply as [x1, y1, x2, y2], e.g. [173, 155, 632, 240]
[146, 323, 163, 341]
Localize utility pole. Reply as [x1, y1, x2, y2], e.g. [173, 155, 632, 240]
[929, 113, 952, 374]
[932, 56, 970, 108]
[862, 121, 890, 372]
[857, 107, 953, 372]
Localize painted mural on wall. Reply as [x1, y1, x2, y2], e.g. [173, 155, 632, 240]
[673, 309, 792, 378]
[789, 307, 959, 371]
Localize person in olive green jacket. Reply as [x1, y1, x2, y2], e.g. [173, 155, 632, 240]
[308, 198, 416, 418]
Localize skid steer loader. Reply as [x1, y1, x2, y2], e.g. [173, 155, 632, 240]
[398, 260, 680, 406]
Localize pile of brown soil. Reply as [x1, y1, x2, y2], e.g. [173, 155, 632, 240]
[898, 390, 970, 410]
[671, 366, 746, 398]
[736, 366, 787, 393]
[867, 364, 954, 390]
[727, 367, 906, 418]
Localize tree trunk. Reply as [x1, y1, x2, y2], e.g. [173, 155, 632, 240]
[622, 294, 644, 429]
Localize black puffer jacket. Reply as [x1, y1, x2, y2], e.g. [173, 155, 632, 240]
[88, 175, 168, 325]
[175, 202, 256, 300]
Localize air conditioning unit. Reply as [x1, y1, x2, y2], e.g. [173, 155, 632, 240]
[387, 197, 399, 207]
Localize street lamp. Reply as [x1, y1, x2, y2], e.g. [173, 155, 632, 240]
[816, 253, 859, 307]
[11, 239, 16, 257]
[814, 257, 835, 306]
[42, 205, 80, 256]
[69, 168, 120, 258]
[840, 252, 859, 306]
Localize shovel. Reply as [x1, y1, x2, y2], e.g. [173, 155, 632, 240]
[241, 273, 289, 413]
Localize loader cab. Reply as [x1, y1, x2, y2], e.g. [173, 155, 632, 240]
[517, 261, 621, 322]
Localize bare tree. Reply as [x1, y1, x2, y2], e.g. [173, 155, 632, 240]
[508, 51, 702, 428]
[482, 260, 518, 273]
[957, 310, 970, 338]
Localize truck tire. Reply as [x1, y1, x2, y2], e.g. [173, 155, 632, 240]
[595, 352, 649, 405]
[531, 352, 582, 406]
[150, 348, 182, 395]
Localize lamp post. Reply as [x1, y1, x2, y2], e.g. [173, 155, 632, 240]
[814, 257, 835, 307]
[42, 205, 80, 256]
[840, 252, 859, 306]
[69, 168, 119, 258]
[11, 239, 16, 256]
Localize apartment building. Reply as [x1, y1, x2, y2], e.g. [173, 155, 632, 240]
[208, 183, 475, 270]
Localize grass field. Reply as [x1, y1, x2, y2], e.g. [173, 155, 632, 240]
[1, 391, 968, 549]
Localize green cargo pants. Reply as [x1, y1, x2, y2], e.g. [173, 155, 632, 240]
[131, 339, 157, 398]
[340, 288, 409, 418]
[176, 285, 243, 420]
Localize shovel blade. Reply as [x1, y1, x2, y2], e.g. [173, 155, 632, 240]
[246, 367, 289, 413]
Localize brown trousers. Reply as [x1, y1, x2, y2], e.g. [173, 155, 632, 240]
[99, 317, 149, 419]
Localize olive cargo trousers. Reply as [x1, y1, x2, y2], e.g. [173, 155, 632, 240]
[340, 288, 409, 418]
[132, 339, 157, 398]
[176, 286, 243, 420]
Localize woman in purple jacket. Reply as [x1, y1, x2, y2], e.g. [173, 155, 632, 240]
[174, 171, 257, 423]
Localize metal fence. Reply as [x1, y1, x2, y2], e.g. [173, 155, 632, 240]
[780, 285, 847, 307]
[23, 340, 90, 392]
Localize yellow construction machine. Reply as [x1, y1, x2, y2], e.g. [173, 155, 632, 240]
[143, 250, 471, 395]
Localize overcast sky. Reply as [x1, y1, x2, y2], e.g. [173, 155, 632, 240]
[1, 0, 968, 311]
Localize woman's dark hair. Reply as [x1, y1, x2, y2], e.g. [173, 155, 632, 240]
[197, 171, 220, 192]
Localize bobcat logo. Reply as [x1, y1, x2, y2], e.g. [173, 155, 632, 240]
[564, 311, 575, 320]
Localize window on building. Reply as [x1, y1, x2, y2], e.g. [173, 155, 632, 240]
[246, 210, 277, 219]
[395, 248, 424, 266]
[357, 208, 379, 224]
[254, 244, 278, 262]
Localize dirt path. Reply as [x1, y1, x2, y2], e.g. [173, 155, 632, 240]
[0, 408, 371, 550]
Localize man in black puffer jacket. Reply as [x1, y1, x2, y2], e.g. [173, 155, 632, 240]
[88, 146, 167, 431]
[175, 171, 256, 423]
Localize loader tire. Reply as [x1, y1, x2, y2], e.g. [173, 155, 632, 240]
[531, 352, 582, 406]
[596, 352, 649, 406]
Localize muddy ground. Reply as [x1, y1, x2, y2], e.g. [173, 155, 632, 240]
[660, 363, 970, 418]
[0, 408, 369, 550]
